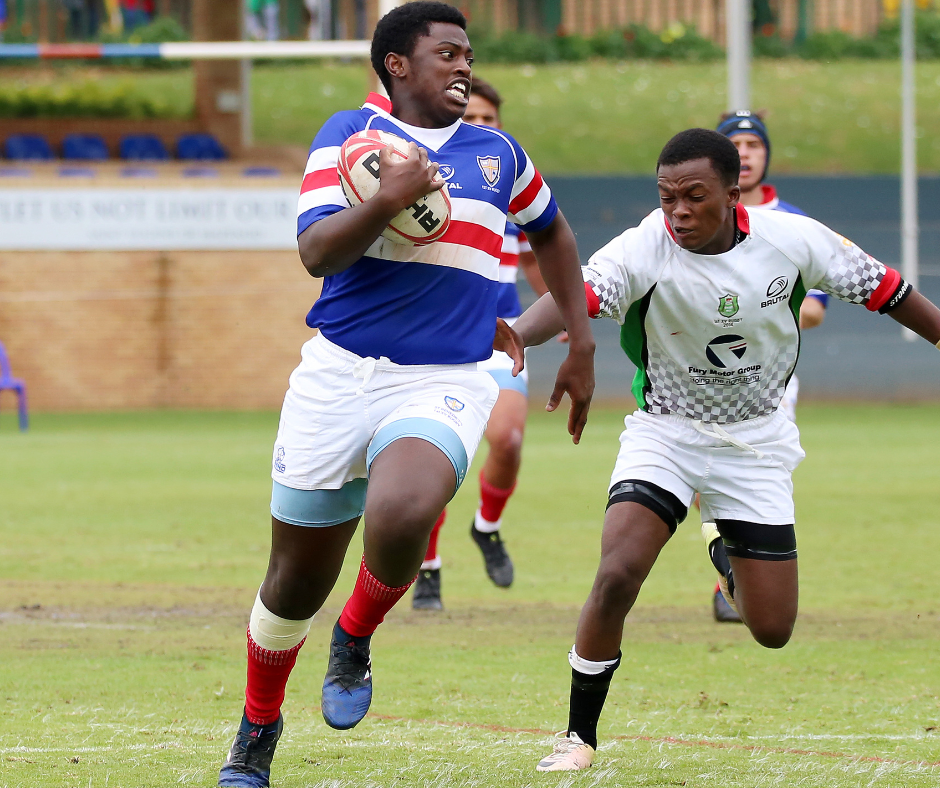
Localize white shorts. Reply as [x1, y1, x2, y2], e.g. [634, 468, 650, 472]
[477, 347, 529, 396]
[779, 375, 799, 422]
[273, 332, 499, 494]
[609, 409, 806, 525]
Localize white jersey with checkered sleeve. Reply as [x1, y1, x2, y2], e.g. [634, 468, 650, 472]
[583, 204, 901, 423]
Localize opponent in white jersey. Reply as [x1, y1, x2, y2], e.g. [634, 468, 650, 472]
[495, 129, 940, 772]
[413, 78, 550, 610]
[217, 5, 595, 786]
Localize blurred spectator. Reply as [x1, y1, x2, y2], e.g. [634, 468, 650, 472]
[63, 0, 100, 39]
[120, 0, 152, 32]
[0, 0, 7, 40]
[246, 0, 278, 41]
[304, 0, 331, 40]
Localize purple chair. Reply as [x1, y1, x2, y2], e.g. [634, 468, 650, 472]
[0, 341, 28, 431]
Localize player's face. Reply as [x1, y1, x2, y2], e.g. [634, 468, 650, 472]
[731, 133, 767, 191]
[390, 23, 473, 126]
[463, 94, 501, 128]
[657, 158, 740, 255]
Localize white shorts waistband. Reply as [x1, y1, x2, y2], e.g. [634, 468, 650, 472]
[314, 332, 480, 374]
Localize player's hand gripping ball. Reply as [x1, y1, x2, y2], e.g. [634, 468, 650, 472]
[338, 130, 451, 246]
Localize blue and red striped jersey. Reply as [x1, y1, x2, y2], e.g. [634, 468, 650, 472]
[297, 93, 558, 365]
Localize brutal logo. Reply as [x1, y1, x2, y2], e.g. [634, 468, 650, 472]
[444, 396, 465, 412]
[705, 334, 748, 368]
[438, 164, 456, 181]
[477, 156, 500, 186]
[717, 293, 740, 318]
[766, 276, 788, 298]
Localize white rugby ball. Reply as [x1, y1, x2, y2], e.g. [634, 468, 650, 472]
[337, 129, 451, 246]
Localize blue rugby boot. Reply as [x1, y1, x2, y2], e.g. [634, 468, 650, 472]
[218, 710, 283, 787]
[321, 620, 372, 730]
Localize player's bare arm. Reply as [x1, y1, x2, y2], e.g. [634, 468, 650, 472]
[883, 289, 940, 344]
[519, 248, 548, 296]
[298, 143, 444, 277]
[525, 211, 596, 443]
[799, 297, 826, 329]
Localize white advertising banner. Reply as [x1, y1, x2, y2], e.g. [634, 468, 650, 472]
[0, 188, 298, 250]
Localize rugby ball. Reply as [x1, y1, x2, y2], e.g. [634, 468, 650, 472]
[337, 129, 451, 246]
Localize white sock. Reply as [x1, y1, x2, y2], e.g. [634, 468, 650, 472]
[568, 646, 619, 675]
[248, 591, 313, 651]
[420, 557, 442, 571]
[474, 509, 501, 534]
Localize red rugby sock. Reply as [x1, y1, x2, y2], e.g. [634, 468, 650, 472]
[244, 630, 305, 725]
[338, 557, 415, 638]
[424, 510, 446, 562]
[478, 470, 516, 524]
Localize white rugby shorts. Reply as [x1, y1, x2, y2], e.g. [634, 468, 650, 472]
[272, 332, 499, 492]
[477, 316, 529, 396]
[779, 374, 799, 422]
[477, 347, 529, 396]
[609, 409, 806, 525]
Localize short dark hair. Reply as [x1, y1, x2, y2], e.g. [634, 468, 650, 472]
[656, 128, 740, 187]
[371, 2, 467, 94]
[469, 77, 502, 111]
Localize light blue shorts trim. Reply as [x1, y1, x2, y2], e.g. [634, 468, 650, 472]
[366, 417, 470, 487]
[271, 478, 367, 527]
[487, 368, 529, 397]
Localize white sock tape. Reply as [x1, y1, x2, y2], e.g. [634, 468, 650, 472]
[568, 646, 619, 675]
[248, 591, 314, 652]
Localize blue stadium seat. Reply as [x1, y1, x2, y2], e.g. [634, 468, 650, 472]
[62, 134, 109, 161]
[5, 135, 54, 161]
[119, 134, 169, 161]
[176, 133, 227, 161]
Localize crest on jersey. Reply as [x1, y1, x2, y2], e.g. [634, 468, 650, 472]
[477, 156, 500, 186]
[717, 293, 739, 318]
[444, 396, 465, 412]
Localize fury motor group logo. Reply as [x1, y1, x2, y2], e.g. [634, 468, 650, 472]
[705, 334, 747, 368]
[717, 293, 740, 318]
[477, 156, 501, 186]
[444, 396, 465, 412]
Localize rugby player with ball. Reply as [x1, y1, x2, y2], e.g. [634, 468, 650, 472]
[493, 128, 940, 772]
[217, 3, 595, 786]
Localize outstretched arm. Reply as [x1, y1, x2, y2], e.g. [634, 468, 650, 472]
[524, 211, 595, 444]
[298, 143, 443, 278]
[884, 289, 940, 344]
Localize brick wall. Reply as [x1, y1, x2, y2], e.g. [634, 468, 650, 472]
[0, 250, 321, 411]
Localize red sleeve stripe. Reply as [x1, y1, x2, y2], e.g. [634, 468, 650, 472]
[301, 168, 339, 194]
[439, 221, 504, 258]
[585, 282, 600, 318]
[508, 170, 545, 216]
[866, 265, 901, 312]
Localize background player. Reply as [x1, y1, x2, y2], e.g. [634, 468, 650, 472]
[494, 128, 940, 771]
[412, 78, 551, 610]
[709, 110, 828, 622]
[217, 4, 595, 786]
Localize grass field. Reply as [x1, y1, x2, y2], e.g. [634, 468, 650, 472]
[6, 59, 940, 174]
[1, 404, 939, 787]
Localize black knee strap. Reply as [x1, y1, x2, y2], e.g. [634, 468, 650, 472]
[716, 519, 797, 561]
[607, 479, 687, 534]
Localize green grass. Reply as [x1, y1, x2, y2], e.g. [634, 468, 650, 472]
[1, 404, 940, 786]
[7, 59, 940, 173]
